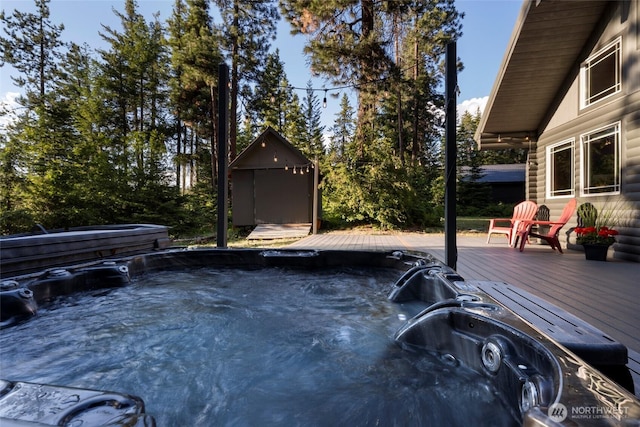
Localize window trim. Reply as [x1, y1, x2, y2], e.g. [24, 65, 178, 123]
[579, 122, 621, 197]
[546, 139, 575, 199]
[579, 37, 622, 110]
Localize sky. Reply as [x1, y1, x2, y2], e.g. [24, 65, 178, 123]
[0, 0, 523, 130]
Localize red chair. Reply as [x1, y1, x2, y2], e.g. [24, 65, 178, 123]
[486, 201, 538, 247]
[515, 198, 577, 253]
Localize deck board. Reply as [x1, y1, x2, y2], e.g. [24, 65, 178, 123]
[288, 232, 640, 397]
[246, 223, 311, 240]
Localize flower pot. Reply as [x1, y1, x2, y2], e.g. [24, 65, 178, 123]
[582, 244, 609, 261]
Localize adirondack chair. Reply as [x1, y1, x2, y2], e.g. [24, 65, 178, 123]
[515, 198, 577, 253]
[486, 200, 538, 247]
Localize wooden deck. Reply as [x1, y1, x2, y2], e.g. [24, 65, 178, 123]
[287, 232, 640, 397]
[247, 223, 311, 240]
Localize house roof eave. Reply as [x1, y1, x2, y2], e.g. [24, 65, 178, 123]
[475, 0, 610, 150]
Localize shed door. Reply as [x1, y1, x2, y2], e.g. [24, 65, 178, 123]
[231, 170, 254, 226]
[254, 169, 310, 224]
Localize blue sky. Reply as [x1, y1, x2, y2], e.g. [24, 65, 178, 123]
[0, 0, 522, 129]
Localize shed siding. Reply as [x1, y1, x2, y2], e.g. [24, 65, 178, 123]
[232, 170, 255, 226]
[254, 169, 311, 224]
[533, 1, 640, 262]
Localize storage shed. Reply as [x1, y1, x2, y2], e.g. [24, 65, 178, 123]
[230, 127, 319, 227]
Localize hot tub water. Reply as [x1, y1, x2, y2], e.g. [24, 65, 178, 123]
[0, 267, 518, 426]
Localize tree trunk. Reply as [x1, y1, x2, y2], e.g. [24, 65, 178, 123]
[355, 0, 375, 158]
[229, 0, 240, 161]
[393, 12, 404, 165]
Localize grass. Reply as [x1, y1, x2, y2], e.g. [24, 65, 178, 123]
[456, 217, 490, 233]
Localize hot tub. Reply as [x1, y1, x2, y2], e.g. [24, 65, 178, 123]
[1, 247, 639, 426]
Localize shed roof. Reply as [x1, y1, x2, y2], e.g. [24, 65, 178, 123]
[230, 127, 310, 170]
[474, 0, 610, 149]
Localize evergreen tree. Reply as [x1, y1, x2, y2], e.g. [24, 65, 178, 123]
[301, 81, 325, 159]
[166, 0, 222, 192]
[0, 0, 470, 235]
[327, 94, 355, 162]
[98, 0, 170, 181]
[281, 87, 306, 150]
[94, 0, 181, 224]
[252, 51, 289, 132]
[247, 51, 305, 154]
[457, 111, 480, 167]
[0, 120, 31, 233]
[165, 0, 223, 231]
[281, 1, 461, 228]
[0, 0, 65, 107]
[0, 0, 83, 229]
[280, 0, 390, 154]
[167, 0, 188, 189]
[281, 1, 459, 153]
[214, 0, 279, 160]
[456, 111, 491, 215]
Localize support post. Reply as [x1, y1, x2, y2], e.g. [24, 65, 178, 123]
[217, 63, 229, 248]
[444, 42, 457, 270]
[312, 158, 319, 234]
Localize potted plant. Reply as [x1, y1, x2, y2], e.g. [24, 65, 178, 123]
[574, 202, 619, 261]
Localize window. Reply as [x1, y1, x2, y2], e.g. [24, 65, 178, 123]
[580, 38, 621, 109]
[547, 140, 575, 198]
[581, 123, 620, 195]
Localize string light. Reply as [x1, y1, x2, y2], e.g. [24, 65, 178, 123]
[273, 151, 278, 162]
[277, 59, 431, 113]
[269, 162, 315, 176]
[261, 139, 266, 148]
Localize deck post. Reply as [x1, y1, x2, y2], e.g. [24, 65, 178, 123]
[445, 42, 457, 270]
[312, 157, 319, 234]
[217, 62, 229, 248]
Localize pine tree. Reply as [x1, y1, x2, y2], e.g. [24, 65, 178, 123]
[281, 86, 306, 150]
[328, 94, 355, 162]
[301, 81, 325, 159]
[167, 0, 222, 191]
[98, 0, 170, 181]
[280, 0, 392, 155]
[252, 51, 289, 133]
[167, 0, 188, 190]
[214, 0, 279, 160]
[456, 111, 490, 214]
[281, 1, 462, 228]
[0, 0, 82, 229]
[0, 0, 65, 107]
[94, 0, 180, 224]
[54, 42, 109, 224]
[0, 121, 32, 233]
